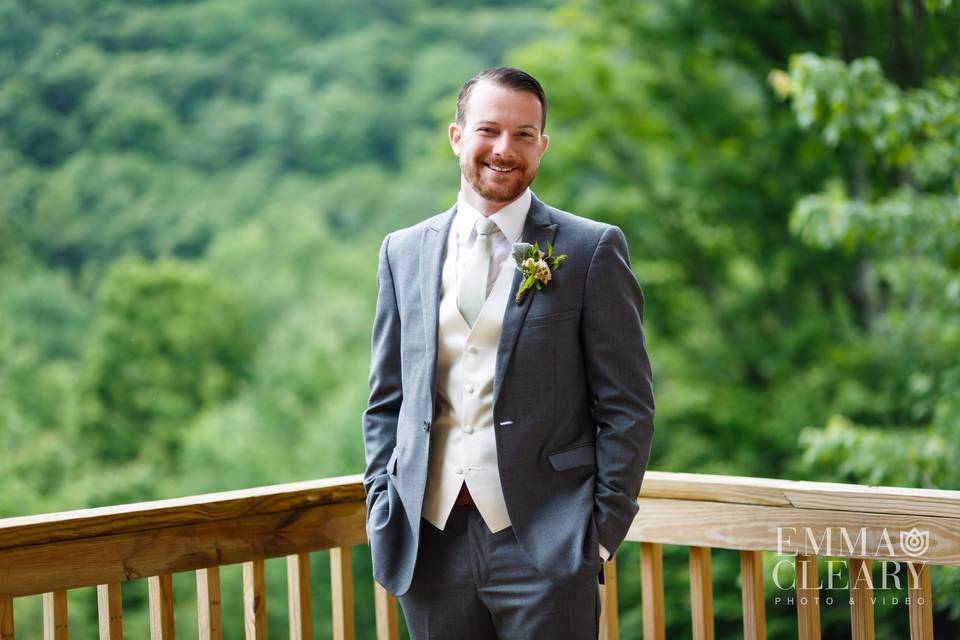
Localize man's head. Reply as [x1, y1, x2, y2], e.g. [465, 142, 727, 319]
[455, 67, 547, 133]
[449, 67, 550, 212]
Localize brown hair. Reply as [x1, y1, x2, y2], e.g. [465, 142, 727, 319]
[455, 67, 547, 133]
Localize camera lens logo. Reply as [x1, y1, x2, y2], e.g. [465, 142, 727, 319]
[900, 528, 930, 557]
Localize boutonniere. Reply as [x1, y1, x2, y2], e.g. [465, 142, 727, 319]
[511, 241, 568, 304]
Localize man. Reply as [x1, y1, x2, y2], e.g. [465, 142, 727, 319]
[363, 67, 654, 639]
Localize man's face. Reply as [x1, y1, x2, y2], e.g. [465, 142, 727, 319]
[449, 80, 549, 209]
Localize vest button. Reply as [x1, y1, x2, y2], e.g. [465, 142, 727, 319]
[468, 346, 479, 354]
[455, 467, 464, 475]
[465, 384, 474, 393]
[463, 425, 474, 434]
[422, 420, 430, 432]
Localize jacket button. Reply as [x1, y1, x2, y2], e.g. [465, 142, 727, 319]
[422, 420, 430, 432]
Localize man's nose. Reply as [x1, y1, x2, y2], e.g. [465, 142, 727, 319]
[492, 131, 515, 158]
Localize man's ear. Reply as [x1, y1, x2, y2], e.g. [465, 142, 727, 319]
[448, 122, 462, 157]
[538, 133, 550, 160]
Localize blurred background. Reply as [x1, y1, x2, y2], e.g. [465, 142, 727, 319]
[2, 0, 959, 637]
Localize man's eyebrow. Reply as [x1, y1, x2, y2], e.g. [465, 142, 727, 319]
[474, 120, 539, 131]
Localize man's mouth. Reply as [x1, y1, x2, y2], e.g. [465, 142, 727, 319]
[485, 163, 516, 173]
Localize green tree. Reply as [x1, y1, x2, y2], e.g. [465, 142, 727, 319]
[0, 265, 90, 517]
[773, 53, 960, 488]
[81, 257, 253, 465]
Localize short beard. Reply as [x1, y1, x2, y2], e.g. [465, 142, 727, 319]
[463, 159, 536, 203]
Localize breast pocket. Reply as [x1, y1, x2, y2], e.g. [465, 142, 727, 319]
[547, 442, 596, 471]
[524, 307, 577, 329]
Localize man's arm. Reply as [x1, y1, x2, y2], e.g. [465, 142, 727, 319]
[362, 234, 403, 508]
[581, 225, 655, 557]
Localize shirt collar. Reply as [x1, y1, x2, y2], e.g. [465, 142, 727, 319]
[454, 188, 531, 245]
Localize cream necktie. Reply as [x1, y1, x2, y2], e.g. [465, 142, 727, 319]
[458, 216, 499, 328]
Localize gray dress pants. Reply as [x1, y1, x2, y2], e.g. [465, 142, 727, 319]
[399, 505, 601, 640]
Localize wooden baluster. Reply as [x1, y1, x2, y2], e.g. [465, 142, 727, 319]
[43, 591, 68, 640]
[97, 584, 123, 639]
[599, 558, 619, 640]
[243, 560, 268, 639]
[373, 582, 398, 640]
[640, 542, 665, 640]
[740, 550, 766, 640]
[42, 591, 68, 640]
[287, 554, 312, 640]
[197, 567, 223, 640]
[689, 547, 714, 640]
[148, 575, 175, 640]
[849, 558, 875, 640]
[330, 547, 355, 640]
[907, 562, 933, 640]
[795, 554, 821, 640]
[1, 596, 14, 640]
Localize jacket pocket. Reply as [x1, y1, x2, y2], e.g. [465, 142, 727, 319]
[547, 442, 596, 471]
[525, 307, 577, 328]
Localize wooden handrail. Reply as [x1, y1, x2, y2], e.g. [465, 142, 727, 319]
[1, 471, 955, 638]
[3, 471, 958, 567]
[640, 472, 960, 518]
[0, 474, 366, 552]
[629, 472, 960, 565]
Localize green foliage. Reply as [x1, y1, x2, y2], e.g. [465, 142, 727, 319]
[776, 53, 960, 494]
[81, 257, 253, 464]
[774, 54, 960, 180]
[800, 414, 954, 486]
[0, 265, 89, 516]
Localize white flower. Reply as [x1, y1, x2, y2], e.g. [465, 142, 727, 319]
[535, 260, 552, 283]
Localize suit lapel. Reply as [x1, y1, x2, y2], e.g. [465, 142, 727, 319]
[493, 195, 558, 409]
[420, 205, 456, 415]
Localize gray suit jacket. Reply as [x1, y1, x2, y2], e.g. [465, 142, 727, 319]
[363, 194, 654, 597]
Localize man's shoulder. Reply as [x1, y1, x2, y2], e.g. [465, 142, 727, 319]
[541, 201, 622, 248]
[545, 203, 609, 232]
[381, 207, 454, 254]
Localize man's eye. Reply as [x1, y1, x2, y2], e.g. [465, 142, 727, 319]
[478, 127, 495, 134]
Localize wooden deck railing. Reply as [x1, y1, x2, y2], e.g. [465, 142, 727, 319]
[1, 471, 957, 638]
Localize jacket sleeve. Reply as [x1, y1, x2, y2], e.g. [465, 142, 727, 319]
[581, 225, 655, 556]
[362, 233, 402, 511]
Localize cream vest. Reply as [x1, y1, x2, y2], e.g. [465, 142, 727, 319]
[421, 238, 515, 533]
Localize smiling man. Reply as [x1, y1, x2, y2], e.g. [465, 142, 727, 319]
[363, 67, 655, 639]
